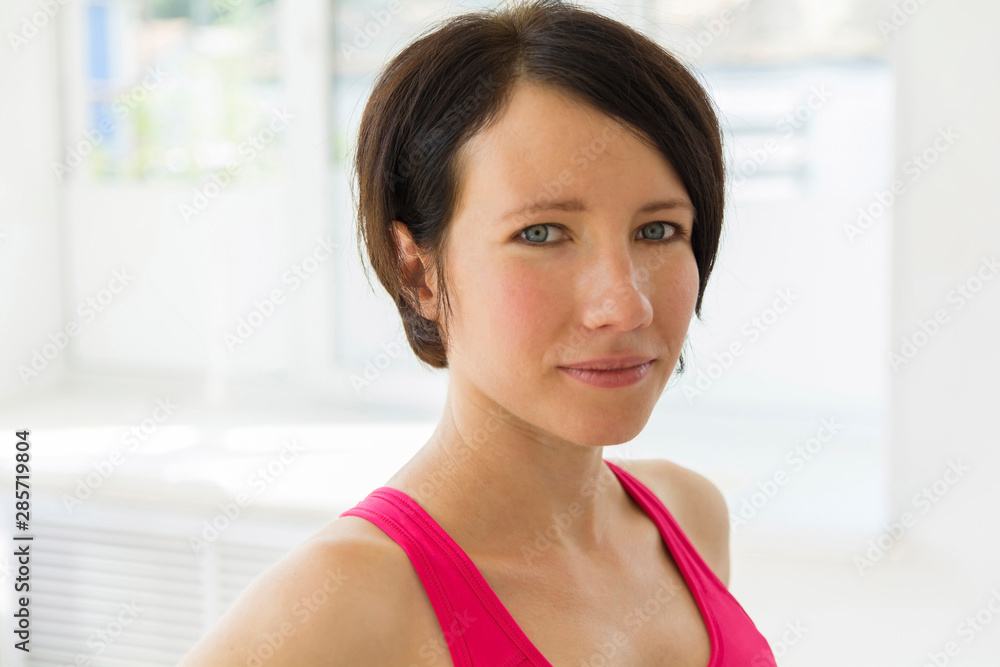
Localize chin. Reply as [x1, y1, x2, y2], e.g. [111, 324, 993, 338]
[558, 416, 650, 448]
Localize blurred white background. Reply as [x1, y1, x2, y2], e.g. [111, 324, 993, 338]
[0, 0, 998, 664]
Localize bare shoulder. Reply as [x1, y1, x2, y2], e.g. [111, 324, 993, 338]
[178, 515, 423, 667]
[607, 457, 731, 587]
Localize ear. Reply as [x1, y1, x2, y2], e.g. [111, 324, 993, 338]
[391, 220, 439, 321]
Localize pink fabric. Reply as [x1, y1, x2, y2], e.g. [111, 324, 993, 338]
[339, 459, 776, 666]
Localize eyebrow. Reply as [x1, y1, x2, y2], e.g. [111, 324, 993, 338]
[500, 197, 695, 223]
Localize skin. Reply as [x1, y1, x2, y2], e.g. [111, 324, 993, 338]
[385, 79, 703, 559]
[178, 80, 731, 667]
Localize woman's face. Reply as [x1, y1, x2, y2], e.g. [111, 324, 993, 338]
[432, 81, 700, 447]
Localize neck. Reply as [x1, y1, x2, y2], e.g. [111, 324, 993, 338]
[387, 381, 628, 564]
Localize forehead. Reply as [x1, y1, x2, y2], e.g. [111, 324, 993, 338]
[452, 81, 690, 223]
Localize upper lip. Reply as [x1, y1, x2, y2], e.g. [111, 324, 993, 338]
[559, 356, 656, 371]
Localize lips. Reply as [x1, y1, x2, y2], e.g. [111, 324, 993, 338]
[557, 359, 655, 388]
[558, 356, 656, 371]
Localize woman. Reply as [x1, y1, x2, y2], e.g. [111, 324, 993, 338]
[180, 0, 776, 664]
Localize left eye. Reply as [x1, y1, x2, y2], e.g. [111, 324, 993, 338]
[639, 222, 675, 240]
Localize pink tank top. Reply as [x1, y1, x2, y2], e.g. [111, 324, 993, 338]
[339, 459, 775, 666]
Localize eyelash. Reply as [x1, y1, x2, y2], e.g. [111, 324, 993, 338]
[515, 222, 685, 246]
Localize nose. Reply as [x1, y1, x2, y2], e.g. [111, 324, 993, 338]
[579, 245, 654, 331]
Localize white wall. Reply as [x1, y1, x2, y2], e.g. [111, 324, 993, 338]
[889, 0, 1000, 587]
[0, 0, 67, 403]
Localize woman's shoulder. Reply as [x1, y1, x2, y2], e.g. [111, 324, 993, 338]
[178, 515, 424, 666]
[606, 457, 731, 587]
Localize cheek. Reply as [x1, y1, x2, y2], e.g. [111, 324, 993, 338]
[487, 263, 561, 344]
[451, 255, 562, 360]
[652, 252, 700, 327]
[681, 255, 701, 309]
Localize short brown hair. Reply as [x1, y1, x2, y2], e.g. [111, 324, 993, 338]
[352, 0, 725, 371]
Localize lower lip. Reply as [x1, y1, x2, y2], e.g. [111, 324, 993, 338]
[558, 361, 654, 388]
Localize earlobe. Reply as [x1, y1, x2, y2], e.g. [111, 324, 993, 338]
[391, 220, 438, 321]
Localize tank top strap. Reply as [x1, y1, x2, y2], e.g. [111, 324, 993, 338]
[604, 459, 777, 666]
[603, 459, 724, 605]
[339, 488, 544, 667]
